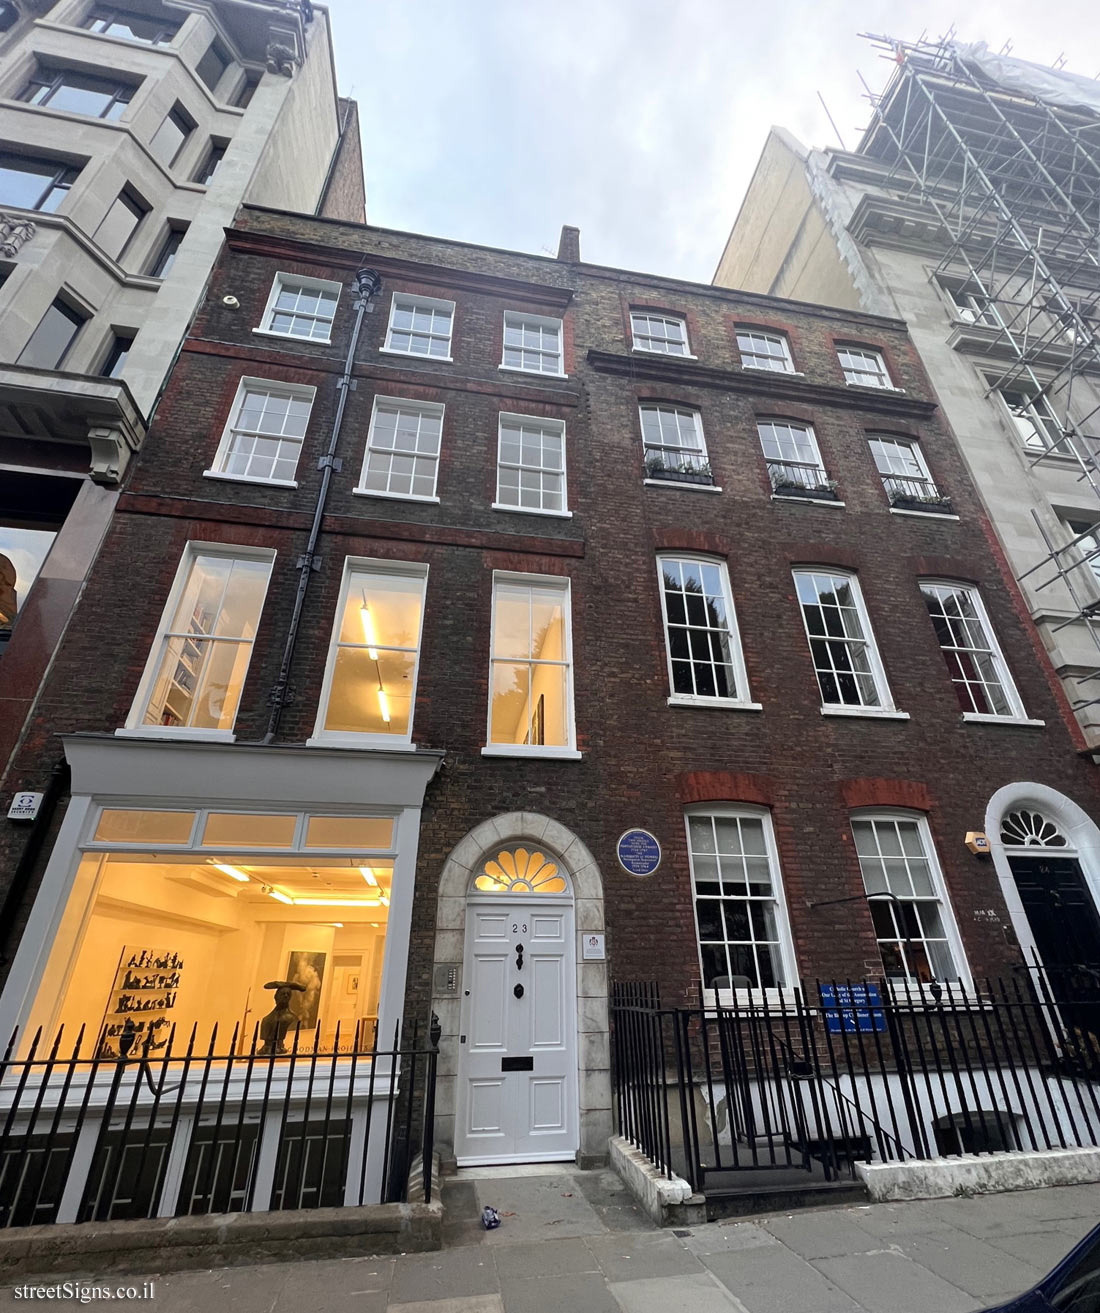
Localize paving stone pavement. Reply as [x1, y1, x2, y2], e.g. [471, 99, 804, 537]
[2, 1167, 1097, 1313]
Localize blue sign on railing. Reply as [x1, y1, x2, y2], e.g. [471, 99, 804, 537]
[616, 829, 661, 876]
[819, 983, 886, 1034]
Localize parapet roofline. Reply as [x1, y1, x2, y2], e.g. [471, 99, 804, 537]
[234, 205, 912, 333]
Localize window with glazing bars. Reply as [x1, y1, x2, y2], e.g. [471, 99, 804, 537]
[995, 386, 1063, 452]
[211, 380, 314, 483]
[640, 404, 708, 477]
[794, 569, 888, 709]
[736, 330, 793, 372]
[630, 312, 689, 356]
[502, 312, 563, 374]
[261, 274, 340, 341]
[687, 810, 788, 989]
[919, 582, 1022, 717]
[867, 436, 941, 504]
[851, 815, 960, 984]
[758, 419, 828, 492]
[496, 414, 567, 512]
[358, 398, 442, 500]
[384, 294, 454, 358]
[838, 346, 892, 389]
[657, 556, 747, 702]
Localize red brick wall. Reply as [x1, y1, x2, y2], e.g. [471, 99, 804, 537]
[3, 209, 1099, 1018]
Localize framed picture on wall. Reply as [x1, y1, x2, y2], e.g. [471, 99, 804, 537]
[286, 950, 326, 1029]
[347, 973, 360, 995]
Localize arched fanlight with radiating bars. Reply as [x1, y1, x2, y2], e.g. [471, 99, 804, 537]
[1000, 809, 1068, 848]
[474, 847, 568, 894]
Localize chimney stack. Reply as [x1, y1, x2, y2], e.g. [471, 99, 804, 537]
[557, 225, 580, 262]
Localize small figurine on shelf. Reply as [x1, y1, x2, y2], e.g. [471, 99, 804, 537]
[258, 979, 306, 1055]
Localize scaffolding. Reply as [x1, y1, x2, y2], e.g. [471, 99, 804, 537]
[856, 33, 1100, 720]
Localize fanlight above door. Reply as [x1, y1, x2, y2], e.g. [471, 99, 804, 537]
[474, 847, 568, 894]
[1000, 809, 1068, 848]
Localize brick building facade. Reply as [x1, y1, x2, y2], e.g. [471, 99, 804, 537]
[1, 204, 1098, 1182]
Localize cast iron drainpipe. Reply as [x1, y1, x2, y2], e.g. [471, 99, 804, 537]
[261, 266, 382, 743]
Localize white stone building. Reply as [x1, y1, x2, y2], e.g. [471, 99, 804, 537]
[0, 0, 363, 775]
[714, 38, 1100, 746]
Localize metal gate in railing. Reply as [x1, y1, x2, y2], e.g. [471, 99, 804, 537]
[0, 1018, 439, 1228]
[611, 977, 1100, 1195]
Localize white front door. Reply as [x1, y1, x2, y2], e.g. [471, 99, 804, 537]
[455, 898, 578, 1165]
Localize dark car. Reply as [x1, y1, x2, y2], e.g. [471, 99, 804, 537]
[986, 1223, 1100, 1312]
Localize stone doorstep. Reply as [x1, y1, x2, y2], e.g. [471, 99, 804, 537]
[0, 1200, 442, 1280]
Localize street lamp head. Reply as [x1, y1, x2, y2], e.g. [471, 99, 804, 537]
[355, 267, 382, 304]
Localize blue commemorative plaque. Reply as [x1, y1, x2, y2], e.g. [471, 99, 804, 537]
[617, 829, 661, 876]
[819, 983, 886, 1034]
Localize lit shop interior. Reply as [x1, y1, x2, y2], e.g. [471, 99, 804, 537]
[25, 808, 397, 1058]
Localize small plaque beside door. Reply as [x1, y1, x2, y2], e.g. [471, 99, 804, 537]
[501, 1055, 534, 1071]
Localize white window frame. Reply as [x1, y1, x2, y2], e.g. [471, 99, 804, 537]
[656, 555, 757, 710]
[936, 275, 1002, 329]
[758, 418, 830, 494]
[309, 557, 429, 750]
[381, 292, 455, 361]
[204, 376, 315, 488]
[850, 809, 972, 995]
[483, 571, 580, 760]
[736, 329, 795, 374]
[640, 404, 710, 480]
[793, 568, 903, 717]
[684, 804, 799, 998]
[919, 579, 1031, 724]
[992, 382, 1063, 453]
[1064, 518, 1100, 591]
[355, 395, 444, 504]
[837, 345, 894, 390]
[121, 542, 275, 741]
[499, 310, 565, 377]
[493, 412, 570, 517]
[630, 311, 693, 358]
[256, 272, 341, 343]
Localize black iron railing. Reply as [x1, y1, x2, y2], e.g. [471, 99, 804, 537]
[611, 976, 1100, 1194]
[0, 1017, 438, 1228]
[767, 460, 835, 495]
[882, 474, 951, 508]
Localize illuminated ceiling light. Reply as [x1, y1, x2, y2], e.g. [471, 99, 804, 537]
[359, 602, 379, 659]
[377, 688, 391, 724]
[267, 888, 292, 904]
[380, 894, 390, 907]
[359, 866, 379, 886]
[331, 922, 344, 928]
[212, 862, 250, 882]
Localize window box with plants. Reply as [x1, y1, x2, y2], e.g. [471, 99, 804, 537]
[885, 481, 953, 514]
[770, 471, 840, 501]
[645, 454, 714, 485]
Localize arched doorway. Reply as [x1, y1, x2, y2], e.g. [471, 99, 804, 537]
[432, 813, 609, 1168]
[986, 785, 1100, 1036]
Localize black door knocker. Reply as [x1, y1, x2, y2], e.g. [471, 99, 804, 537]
[513, 983, 525, 999]
[515, 943, 524, 971]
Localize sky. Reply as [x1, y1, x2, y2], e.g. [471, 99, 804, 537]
[323, 0, 1100, 285]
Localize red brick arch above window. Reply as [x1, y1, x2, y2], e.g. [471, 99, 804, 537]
[840, 779, 934, 812]
[675, 771, 775, 807]
[912, 556, 983, 585]
[652, 528, 735, 557]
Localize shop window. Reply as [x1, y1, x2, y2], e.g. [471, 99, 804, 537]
[486, 573, 577, 756]
[95, 809, 196, 844]
[127, 544, 274, 734]
[312, 559, 427, 745]
[0, 472, 77, 647]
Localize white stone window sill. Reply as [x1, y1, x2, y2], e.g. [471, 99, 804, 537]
[305, 736, 419, 751]
[962, 713, 1046, 727]
[889, 507, 960, 521]
[491, 502, 573, 518]
[771, 493, 845, 508]
[353, 488, 441, 504]
[741, 365, 805, 378]
[703, 988, 801, 1009]
[883, 984, 981, 1009]
[379, 346, 453, 363]
[481, 745, 583, 760]
[844, 380, 905, 393]
[667, 697, 762, 712]
[631, 346, 697, 361]
[644, 479, 723, 494]
[203, 470, 298, 489]
[498, 365, 568, 379]
[821, 707, 910, 721]
[252, 327, 333, 346]
[114, 727, 236, 742]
